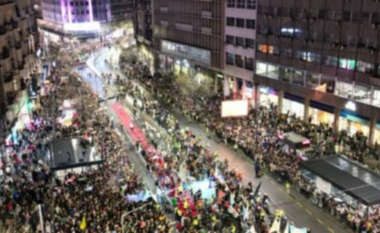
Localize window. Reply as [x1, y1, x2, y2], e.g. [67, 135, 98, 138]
[235, 55, 244, 67]
[357, 61, 374, 73]
[227, 0, 235, 7]
[226, 35, 234, 44]
[258, 44, 268, 53]
[339, 58, 356, 70]
[246, 19, 255, 29]
[236, 18, 245, 28]
[247, 0, 256, 9]
[236, 37, 245, 47]
[245, 57, 254, 70]
[227, 17, 235, 26]
[226, 52, 235, 65]
[237, 0, 245, 8]
[245, 38, 255, 48]
[324, 56, 338, 66]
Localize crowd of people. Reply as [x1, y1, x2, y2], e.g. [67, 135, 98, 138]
[117, 52, 380, 233]
[0, 53, 172, 233]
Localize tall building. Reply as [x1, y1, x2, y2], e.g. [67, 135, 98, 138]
[39, 0, 111, 39]
[38, 0, 133, 40]
[0, 0, 39, 140]
[153, 0, 224, 76]
[255, 0, 380, 144]
[133, 0, 153, 69]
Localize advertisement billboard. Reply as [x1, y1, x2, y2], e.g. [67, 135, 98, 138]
[221, 100, 249, 118]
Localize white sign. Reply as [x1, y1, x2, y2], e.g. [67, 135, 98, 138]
[221, 100, 249, 118]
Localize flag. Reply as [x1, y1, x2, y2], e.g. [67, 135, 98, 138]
[253, 182, 262, 199]
[223, 76, 230, 97]
[217, 190, 226, 204]
[80, 216, 87, 231]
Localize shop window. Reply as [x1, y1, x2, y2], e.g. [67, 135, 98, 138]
[236, 18, 245, 28]
[357, 61, 374, 74]
[227, 17, 235, 26]
[226, 52, 235, 65]
[245, 38, 255, 48]
[235, 54, 244, 67]
[226, 35, 234, 44]
[246, 19, 255, 29]
[236, 37, 245, 47]
[339, 58, 356, 70]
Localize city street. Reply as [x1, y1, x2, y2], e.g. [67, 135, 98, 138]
[85, 48, 349, 233]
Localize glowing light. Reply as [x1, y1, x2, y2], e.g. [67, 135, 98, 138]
[63, 22, 101, 32]
[345, 101, 356, 111]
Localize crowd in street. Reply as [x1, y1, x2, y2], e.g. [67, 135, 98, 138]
[0, 59, 172, 233]
[117, 54, 380, 233]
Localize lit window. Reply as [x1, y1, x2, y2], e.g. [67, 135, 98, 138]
[339, 58, 356, 70]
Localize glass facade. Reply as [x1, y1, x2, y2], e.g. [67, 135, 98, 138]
[161, 40, 211, 65]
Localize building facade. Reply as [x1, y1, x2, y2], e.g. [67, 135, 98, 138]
[224, 0, 256, 96]
[39, 0, 112, 38]
[110, 0, 133, 24]
[153, 0, 224, 75]
[255, 0, 380, 144]
[0, 0, 39, 140]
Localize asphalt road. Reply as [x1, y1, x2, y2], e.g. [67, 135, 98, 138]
[86, 48, 349, 233]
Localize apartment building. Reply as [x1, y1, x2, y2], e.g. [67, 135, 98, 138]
[153, 0, 224, 76]
[39, 0, 112, 39]
[255, 0, 380, 144]
[224, 0, 256, 95]
[0, 0, 39, 139]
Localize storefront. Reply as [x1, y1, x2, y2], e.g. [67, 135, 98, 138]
[309, 101, 335, 126]
[258, 86, 278, 108]
[339, 110, 370, 137]
[373, 123, 380, 145]
[282, 93, 305, 119]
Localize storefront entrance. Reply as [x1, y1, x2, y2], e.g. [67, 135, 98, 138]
[339, 110, 370, 137]
[282, 94, 305, 119]
[309, 101, 335, 127]
[258, 86, 278, 108]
